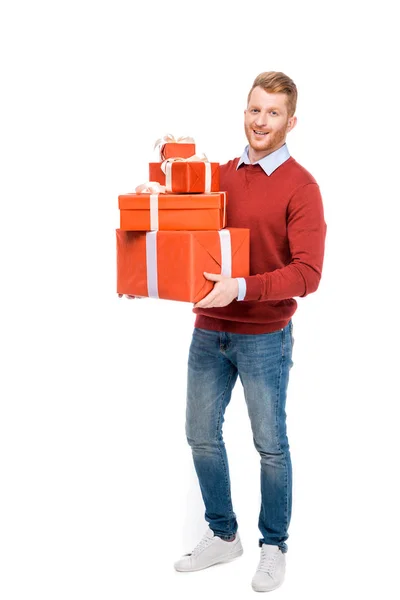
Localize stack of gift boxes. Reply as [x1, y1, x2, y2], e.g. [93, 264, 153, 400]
[116, 136, 250, 303]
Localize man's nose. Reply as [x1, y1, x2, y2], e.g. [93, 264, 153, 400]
[254, 112, 268, 128]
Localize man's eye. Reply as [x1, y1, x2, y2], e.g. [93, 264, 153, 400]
[251, 109, 259, 113]
[271, 111, 278, 116]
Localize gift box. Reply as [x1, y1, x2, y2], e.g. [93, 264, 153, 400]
[118, 191, 227, 231]
[149, 161, 220, 193]
[154, 135, 196, 159]
[161, 143, 196, 160]
[116, 228, 250, 303]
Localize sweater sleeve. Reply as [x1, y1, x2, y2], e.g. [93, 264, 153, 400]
[243, 183, 327, 301]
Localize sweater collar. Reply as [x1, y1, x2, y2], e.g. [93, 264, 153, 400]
[236, 143, 290, 176]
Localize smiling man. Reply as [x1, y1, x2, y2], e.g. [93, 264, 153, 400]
[174, 72, 327, 593]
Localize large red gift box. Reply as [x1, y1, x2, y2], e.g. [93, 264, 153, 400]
[118, 191, 227, 231]
[149, 161, 220, 193]
[116, 228, 250, 303]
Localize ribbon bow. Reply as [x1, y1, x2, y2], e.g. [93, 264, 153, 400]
[160, 153, 209, 174]
[135, 181, 166, 194]
[153, 133, 195, 150]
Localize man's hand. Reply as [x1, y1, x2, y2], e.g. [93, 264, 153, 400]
[193, 272, 238, 308]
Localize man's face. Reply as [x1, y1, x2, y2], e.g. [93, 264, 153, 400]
[244, 86, 297, 161]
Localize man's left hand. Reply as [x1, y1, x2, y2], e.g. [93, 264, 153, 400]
[193, 272, 239, 308]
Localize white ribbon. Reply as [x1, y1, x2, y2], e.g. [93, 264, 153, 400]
[221, 191, 227, 228]
[149, 194, 159, 231]
[145, 230, 232, 300]
[146, 232, 159, 298]
[218, 230, 232, 276]
[165, 162, 174, 192]
[204, 162, 211, 192]
[135, 182, 166, 232]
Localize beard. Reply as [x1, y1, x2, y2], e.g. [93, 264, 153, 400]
[245, 120, 289, 156]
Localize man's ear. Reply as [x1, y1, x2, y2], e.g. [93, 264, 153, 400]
[287, 116, 297, 132]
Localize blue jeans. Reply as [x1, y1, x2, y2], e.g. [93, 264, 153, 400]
[185, 323, 294, 553]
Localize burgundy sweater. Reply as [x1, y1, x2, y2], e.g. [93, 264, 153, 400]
[193, 156, 327, 334]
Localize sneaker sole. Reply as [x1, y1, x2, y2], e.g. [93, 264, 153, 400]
[174, 547, 244, 572]
[251, 579, 284, 593]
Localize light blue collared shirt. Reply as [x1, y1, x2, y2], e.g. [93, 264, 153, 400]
[235, 144, 291, 301]
[236, 143, 290, 175]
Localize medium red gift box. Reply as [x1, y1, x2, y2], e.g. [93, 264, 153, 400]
[149, 161, 220, 193]
[118, 191, 227, 231]
[116, 228, 250, 303]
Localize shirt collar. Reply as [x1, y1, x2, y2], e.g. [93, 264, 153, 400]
[236, 143, 290, 176]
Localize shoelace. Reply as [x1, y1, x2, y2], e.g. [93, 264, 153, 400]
[258, 548, 278, 575]
[190, 533, 213, 556]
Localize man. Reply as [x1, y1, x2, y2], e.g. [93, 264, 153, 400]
[173, 72, 326, 592]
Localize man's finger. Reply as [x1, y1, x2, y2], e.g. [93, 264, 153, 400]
[118, 294, 137, 299]
[203, 272, 223, 282]
[194, 290, 219, 308]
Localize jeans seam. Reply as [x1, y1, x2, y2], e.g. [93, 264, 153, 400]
[275, 329, 285, 453]
[275, 330, 289, 535]
[215, 367, 236, 522]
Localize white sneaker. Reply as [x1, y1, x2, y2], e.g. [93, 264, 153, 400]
[251, 544, 286, 592]
[174, 528, 243, 572]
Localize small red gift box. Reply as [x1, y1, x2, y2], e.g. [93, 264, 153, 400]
[154, 134, 196, 160]
[160, 143, 196, 160]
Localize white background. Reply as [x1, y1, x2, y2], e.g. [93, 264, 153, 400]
[1, 1, 399, 598]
